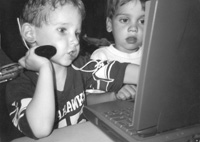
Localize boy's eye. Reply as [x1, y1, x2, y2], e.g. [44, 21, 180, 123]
[76, 32, 80, 37]
[139, 19, 145, 25]
[119, 18, 129, 23]
[58, 28, 67, 33]
[76, 32, 81, 40]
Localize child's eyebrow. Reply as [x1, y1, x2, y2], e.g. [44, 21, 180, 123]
[51, 22, 71, 27]
[115, 12, 145, 18]
[139, 15, 145, 19]
[115, 12, 129, 17]
[52, 22, 81, 30]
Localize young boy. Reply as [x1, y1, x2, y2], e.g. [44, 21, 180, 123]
[90, 0, 146, 100]
[5, 0, 139, 140]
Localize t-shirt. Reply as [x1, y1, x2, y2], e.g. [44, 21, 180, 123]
[6, 55, 128, 139]
[91, 44, 142, 65]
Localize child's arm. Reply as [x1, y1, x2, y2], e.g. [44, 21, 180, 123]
[124, 63, 140, 84]
[87, 84, 136, 105]
[18, 47, 55, 138]
[86, 63, 139, 105]
[87, 92, 116, 105]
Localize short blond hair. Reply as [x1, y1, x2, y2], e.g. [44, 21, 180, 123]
[20, 0, 85, 27]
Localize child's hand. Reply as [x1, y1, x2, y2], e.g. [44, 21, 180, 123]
[18, 46, 51, 72]
[115, 85, 136, 100]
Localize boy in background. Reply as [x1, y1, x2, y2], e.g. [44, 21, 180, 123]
[90, 0, 146, 100]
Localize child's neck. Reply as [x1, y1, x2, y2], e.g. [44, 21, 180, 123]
[54, 65, 68, 92]
[114, 44, 140, 53]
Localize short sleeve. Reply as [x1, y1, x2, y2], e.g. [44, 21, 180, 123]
[6, 71, 38, 139]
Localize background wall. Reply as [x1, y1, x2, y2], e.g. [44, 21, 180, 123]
[82, 0, 113, 40]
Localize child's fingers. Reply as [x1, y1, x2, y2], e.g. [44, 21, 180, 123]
[18, 57, 26, 68]
[116, 85, 137, 100]
[128, 85, 137, 99]
[18, 47, 50, 71]
[116, 94, 127, 100]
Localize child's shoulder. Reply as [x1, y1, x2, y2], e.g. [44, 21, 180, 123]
[91, 45, 111, 60]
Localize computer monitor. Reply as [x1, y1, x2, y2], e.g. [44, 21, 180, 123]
[134, 0, 200, 135]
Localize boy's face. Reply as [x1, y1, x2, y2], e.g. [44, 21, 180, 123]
[107, 0, 145, 53]
[34, 4, 82, 66]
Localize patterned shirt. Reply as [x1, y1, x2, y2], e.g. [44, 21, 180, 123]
[6, 55, 128, 139]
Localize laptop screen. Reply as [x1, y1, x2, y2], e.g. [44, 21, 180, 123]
[134, 0, 200, 135]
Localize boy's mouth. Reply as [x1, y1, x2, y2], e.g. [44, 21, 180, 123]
[68, 50, 77, 59]
[126, 36, 137, 44]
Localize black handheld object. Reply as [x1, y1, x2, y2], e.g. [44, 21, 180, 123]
[35, 45, 57, 59]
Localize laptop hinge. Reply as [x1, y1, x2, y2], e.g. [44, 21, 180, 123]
[137, 126, 157, 137]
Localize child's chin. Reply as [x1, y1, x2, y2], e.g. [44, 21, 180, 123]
[63, 61, 73, 67]
[56, 60, 72, 67]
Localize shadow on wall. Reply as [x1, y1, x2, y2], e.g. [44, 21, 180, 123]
[1, 0, 28, 62]
[80, 0, 114, 55]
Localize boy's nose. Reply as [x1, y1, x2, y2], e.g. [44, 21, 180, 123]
[128, 25, 138, 33]
[70, 35, 79, 46]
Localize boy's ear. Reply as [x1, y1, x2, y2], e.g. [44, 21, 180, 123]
[106, 17, 112, 33]
[21, 23, 36, 43]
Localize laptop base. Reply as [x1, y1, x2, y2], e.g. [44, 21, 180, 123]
[83, 101, 200, 142]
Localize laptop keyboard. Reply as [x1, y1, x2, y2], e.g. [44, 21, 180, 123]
[103, 107, 137, 137]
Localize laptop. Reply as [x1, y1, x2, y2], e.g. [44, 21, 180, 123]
[83, 0, 200, 141]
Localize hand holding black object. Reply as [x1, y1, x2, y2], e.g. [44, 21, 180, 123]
[0, 46, 57, 83]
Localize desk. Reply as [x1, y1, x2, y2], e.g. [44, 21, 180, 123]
[11, 122, 113, 142]
[11, 121, 200, 142]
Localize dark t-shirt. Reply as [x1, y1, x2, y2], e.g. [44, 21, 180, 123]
[6, 56, 127, 139]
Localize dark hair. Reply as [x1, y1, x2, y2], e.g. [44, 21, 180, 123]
[20, 0, 86, 27]
[106, 0, 147, 19]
